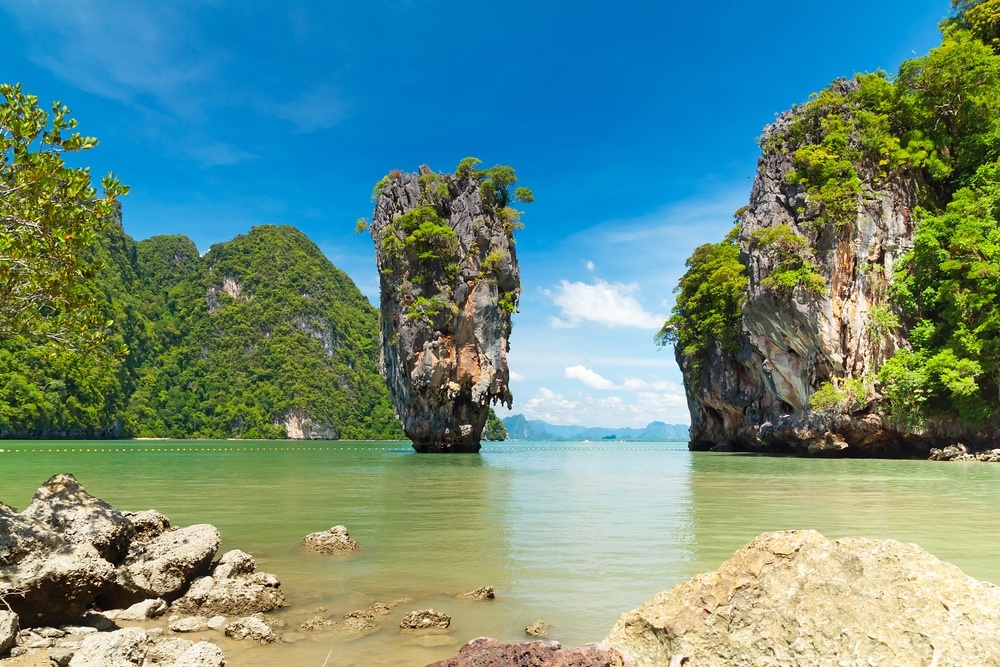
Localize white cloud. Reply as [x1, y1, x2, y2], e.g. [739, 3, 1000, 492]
[515, 386, 690, 428]
[509, 370, 526, 382]
[585, 260, 596, 271]
[622, 377, 682, 392]
[564, 365, 618, 390]
[547, 279, 665, 329]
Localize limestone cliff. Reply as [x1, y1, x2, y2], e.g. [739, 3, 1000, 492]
[370, 163, 525, 452]
[679, 80, 920, 456]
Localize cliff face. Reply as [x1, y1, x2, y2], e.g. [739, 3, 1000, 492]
[683, 82, 920, 456]
[371, 165, 520, 452]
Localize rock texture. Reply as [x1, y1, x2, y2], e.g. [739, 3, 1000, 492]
[606, 529, 1000, 667]
[171, 549, 286, 616]
[371, 165, 521, 452]
[399, 609, 451, 631]
[681, 79, 923, 456]
[427, 637, 626, 667]
[302, 525, 359, 554]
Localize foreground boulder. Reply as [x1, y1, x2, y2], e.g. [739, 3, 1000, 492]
[0, 610, 18, 653]
[370, 162, 527, 452]
[0, 502, 116, 626]
[67, 627, 224, 667]
[22, 473, 135, 563]
[427, 637, 625, 667]
[123, 524, 220, 599]
[606, 530, 1000, 666]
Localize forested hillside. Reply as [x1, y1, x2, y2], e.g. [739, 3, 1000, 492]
[1, 222, 402, 439]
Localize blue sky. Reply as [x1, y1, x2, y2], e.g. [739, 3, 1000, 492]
[3, 0, 951, 427]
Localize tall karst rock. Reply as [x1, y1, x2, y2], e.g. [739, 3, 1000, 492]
[670, 27, 1000, 456]
[369, 160, 529, 452]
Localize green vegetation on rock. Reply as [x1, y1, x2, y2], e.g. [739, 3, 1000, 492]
[656, 224, 747, 377]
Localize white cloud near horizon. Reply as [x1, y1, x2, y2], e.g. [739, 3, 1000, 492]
[547, 279, 665, 329]
[514, 386, 689, 428]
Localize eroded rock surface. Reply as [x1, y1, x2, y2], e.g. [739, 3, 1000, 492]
[371, 164, 522, 452]
[427, 637, 626, 667]
[606, 529, 1000, 667]
[123, 524, 220, 599]
[302, 525, 358, 554]
[172, 549, 286, 616]
[399, 609, 451, 631]
[680, 80, 920, 456]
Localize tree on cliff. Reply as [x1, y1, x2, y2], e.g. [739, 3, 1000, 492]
[0, 83, 128, 348]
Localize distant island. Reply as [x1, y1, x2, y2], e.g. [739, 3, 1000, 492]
[501, 414, 688, 442]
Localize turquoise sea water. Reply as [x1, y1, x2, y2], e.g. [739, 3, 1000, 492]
[2, 440, 999, 666]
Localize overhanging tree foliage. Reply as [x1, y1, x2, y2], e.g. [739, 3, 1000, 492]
[0, 83, 128, 348]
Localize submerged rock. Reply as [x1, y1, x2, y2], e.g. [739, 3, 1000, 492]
[370, 162, 527, 453]
[523, 620, 547, 637]
[399, 609, 451, 631]
[302, 525, 359, 554]
[224, 614, 277, 644]
[427, 637, 626, 667]
[458, 586, 494, 600]
[606, 529, 1000, 666]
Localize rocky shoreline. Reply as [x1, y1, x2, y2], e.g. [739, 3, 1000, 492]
[5, 475, 1000, 666]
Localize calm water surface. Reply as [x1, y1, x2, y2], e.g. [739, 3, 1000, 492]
[2, 440, 999, 666]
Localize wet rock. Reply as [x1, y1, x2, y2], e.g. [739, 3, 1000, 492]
[72, 612, 118, 632]
[22, 474, 135, 563]
[68, 627, 149, 667]
[224, 614, 277, 644]
[459, 586, 494, 600]
[371, 165, 522, 453]
[141, 636, 225, 667]
[168, 616, 208, 633]
[123, 524, 220, 599]
[930, 442, 970, 461]
[59, 626, 97, 636]
[171, 550, 286, 616]
[302, 525, 359, 554]
[524, 620, 547, 637]
[0, 611, 18, 653]
[206, 616, 226, 631]
[300, 615, 334, 631]
[427, 637, 626, 667]
[114, 598, 167, 621]
[399, 609, 451, 631]
[606, 529, 1000, 667]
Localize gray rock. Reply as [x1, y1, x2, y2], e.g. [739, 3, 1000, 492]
[49, 649, 74, 667]
[0, 611, 18, 653]
[399, 609, 451, 631]
[224, 614, 276, 644]
[0, 503, 116, 627]
[168, 616, 208, 633]
[171, 551, 285, 617]
[211, 549, 255, 579]
[427, 637, 626, 667]
[114, 598, 167, 621]
[371, 165, 521, 453]
[22, 474, 135, 563]
[121, 510, 170, 543]
[68, 627, 149, 667]
[524, 620, 547, 637]
[459, 586, 495, 600]
[124, 524, 220, 599]
[59, 626, 98, 636]
[142, 637, 225, 667]
[206, 616, 226, 630]
[302, 525, 358, 554]
[606, 530, 1000, 667]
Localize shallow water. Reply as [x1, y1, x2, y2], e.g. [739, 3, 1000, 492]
[2, 441, 1000, 666]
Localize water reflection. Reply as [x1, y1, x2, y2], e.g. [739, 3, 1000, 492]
[685, 452, 1000, 584]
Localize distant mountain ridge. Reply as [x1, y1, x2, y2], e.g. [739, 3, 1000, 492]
[501, 415, 688, 441]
